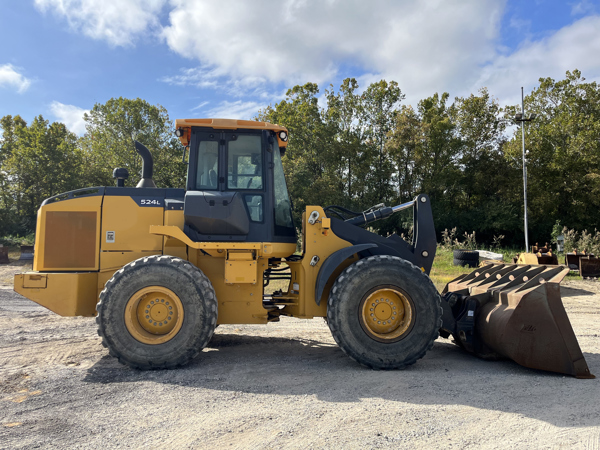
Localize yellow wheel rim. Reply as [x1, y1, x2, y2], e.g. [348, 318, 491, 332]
[360, 287, 414, 342]
[124, 286, 184, 345]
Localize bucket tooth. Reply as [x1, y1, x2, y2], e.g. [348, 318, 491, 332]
[441, 263, 594, 379]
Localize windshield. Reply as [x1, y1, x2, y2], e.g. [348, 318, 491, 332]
[227, 135, 263, 190]
[273, 144, 294, 236]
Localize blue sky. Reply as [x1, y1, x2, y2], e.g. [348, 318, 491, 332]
[1, 0, 599, 135]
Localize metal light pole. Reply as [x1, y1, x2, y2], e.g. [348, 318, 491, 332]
[514, 87, 536, 252]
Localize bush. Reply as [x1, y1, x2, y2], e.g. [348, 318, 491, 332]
[0, 233, 35, 247]
[440, 228, 477, 250]
[561, 226, 600, 255]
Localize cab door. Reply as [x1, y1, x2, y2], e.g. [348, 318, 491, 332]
[184, 129, 270, 242]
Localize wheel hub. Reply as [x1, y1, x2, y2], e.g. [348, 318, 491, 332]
[124, 286, 184, 344]
[360, 287, 414, 342]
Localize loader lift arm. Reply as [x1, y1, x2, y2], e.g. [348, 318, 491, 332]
[314, 194, 436, 306]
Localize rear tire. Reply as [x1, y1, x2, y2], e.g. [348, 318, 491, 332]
[96, 255, 218, 370]
[453, 257, 478, 268]
[327, 255, 442, 369]
[453, 250, 479, 260]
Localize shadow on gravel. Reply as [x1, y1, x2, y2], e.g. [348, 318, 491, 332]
[83, 333, 600, 428]
[561, 286, 596, 297]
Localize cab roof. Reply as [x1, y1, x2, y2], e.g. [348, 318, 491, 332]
[174, 118, 288, 147]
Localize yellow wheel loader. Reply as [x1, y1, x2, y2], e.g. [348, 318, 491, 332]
[14, 119, 593, 378]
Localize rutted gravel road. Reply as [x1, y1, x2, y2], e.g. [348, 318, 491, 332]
[1, 262, 599, 449]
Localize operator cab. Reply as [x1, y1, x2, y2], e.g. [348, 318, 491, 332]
[177, 119, 295, 244]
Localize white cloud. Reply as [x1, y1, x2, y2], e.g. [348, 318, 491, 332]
[160, 67, 220, 89]
[160, 66, 270, 97]
[162, 0, 505, 106]
[206, 101, 265, 120]
[473, 15, 600, 107]
[34, 0, 167, 46]
[0, 64, 31, 93]
[190, 101, 209, 112]
[50, 101, 89, 135]
[32, 0, 600, 111]
[571, 0, 597, 16]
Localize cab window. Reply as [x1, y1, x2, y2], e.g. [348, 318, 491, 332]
[227, 135, 263, 190]
[195, 140, 219, 190]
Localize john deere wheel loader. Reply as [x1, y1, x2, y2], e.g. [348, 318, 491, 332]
[14, 119, 593, 378]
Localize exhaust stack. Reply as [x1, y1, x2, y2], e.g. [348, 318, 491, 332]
[135, 141, 156, 188]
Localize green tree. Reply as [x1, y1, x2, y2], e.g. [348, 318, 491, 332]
[80, 97, 185, 188]
[359, 80, 403, 203]
[504, 70, 600, 239]
[324, 78, 374, 207]
[259, 83, 343, 225]
[260, 79, 405, 227]
[386, 90, 515, 242]
[0, 115, 26, 235]
[450, 89, 518, 242]
[1, 115, 84, 232]
[386, 105, 422, 202]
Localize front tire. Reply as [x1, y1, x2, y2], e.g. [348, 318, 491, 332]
[96, 255, 218, 369]
[327, 255, 441, 369]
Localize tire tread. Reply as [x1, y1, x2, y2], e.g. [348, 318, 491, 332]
[327, 255, 442, 370]
[96, 255, 217, 370]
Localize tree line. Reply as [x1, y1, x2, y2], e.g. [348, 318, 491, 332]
[1, 70, 599, 247]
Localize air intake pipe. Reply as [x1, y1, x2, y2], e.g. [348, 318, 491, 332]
[134, 141, 157, 188]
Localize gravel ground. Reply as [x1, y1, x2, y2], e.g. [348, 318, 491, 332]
[1, 261, 599, 449]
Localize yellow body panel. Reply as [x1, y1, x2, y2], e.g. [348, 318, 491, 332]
[100, 251, 162, 270]
[163, 209, 187, 260]
[225, 250, 257, 284]
[150, 225, 296, 259]
[14, 272, 98, 316]
[34, 196, 102, 272]
[277, 206, 354, 319]
[192, 251, 268, 324]
[225, 260, 257, 284]
[102, 196, 163, 251]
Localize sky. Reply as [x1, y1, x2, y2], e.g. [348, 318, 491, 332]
[1, 0, 600, 136]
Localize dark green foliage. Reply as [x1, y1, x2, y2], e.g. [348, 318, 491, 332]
[80, 97, 186, 188]
[0, 115, 84, 234]
[260, 73, 600, 246]
[503, 70, 600, 243]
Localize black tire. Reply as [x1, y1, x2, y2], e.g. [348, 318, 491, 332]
[96, 255, 218, 370]
[453, 258, 478, 268]
[327, 255, 442, 370]
[453, 250, 479, 260]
